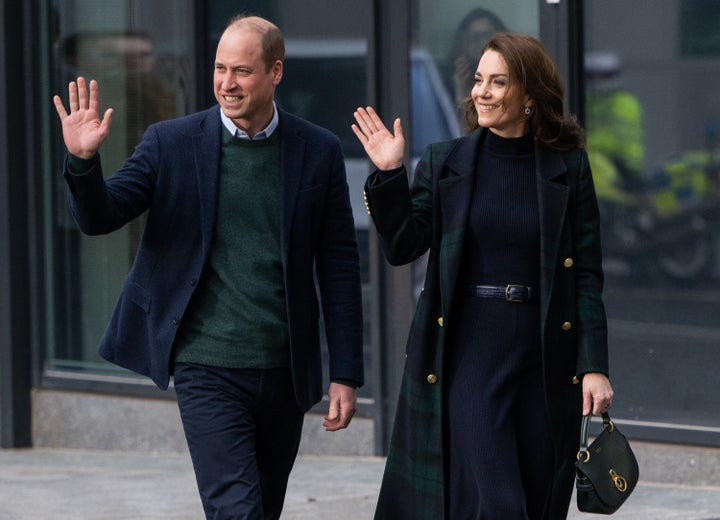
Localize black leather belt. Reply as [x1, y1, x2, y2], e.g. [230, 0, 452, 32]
[466, 284, 535, 303]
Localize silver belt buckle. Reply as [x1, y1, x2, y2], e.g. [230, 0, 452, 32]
[505, 284, 526, 302]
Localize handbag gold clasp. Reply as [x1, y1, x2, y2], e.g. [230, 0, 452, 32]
[577, 450, 590, 463]
[609, 469, 628, 492]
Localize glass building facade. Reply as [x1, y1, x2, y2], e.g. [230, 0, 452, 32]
[2, 0, 720, 450]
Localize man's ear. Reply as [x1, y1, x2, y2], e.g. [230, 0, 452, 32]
[272, 60, 283, 85]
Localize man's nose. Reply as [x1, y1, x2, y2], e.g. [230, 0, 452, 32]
[221, 72, 235, 90]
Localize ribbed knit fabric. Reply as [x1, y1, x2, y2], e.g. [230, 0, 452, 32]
[460, 130, 540, 288]
[444, 130, 551, 518]
[173, 128, 289, 368]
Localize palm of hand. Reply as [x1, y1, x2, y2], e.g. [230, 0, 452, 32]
[364, 127, 405, 169]
[351, 107, 405, 170]
[62, 109, 107, 157]
[53, 78, 113, 159]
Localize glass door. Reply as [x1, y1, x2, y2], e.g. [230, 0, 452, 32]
[584, 0, 720, 444]
[45, 0, 197, 375]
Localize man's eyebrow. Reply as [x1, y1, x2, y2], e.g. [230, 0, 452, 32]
[215, 61, 254, 71]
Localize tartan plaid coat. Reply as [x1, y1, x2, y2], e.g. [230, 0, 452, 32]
[364, 128, 609, 519]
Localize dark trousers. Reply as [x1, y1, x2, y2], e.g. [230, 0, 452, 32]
[173, 363, 305, 520]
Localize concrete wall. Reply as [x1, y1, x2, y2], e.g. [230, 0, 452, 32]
[31, 389, 375, 456]
[31, 389, 720, 487]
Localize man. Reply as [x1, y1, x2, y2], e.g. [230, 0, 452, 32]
[53, 15, 364, 520]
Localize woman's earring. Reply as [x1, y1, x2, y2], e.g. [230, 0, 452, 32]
[524, 106, 532, 116]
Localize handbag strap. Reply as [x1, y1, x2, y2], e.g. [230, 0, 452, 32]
[577, 412, 613, 462]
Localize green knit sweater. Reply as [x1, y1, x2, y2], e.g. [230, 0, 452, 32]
[173, 128, 289, 368]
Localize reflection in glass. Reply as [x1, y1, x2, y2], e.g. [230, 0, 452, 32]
[585, 0, 720, 433]
[47, 1, 194, 374]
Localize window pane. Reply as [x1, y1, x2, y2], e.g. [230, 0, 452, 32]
[47, 0, 196, 375]
[585, 0, 720, 429]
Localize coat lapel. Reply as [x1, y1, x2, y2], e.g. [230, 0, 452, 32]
[437, 130, 482, 319]
[191, 108, 305, 266]
[278, 111, 306, 265]
[535, 146, 570, 329]
[192, 108, 223, 257]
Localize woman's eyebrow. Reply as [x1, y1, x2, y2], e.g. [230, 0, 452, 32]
[474, 72, 509, 78]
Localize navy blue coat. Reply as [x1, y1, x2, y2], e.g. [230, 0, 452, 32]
[64, 106, 364, 411]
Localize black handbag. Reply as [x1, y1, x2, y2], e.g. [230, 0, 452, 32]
[575, 412, 639, 514]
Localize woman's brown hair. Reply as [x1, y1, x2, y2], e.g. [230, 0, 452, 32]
[463, 32, 584, 151]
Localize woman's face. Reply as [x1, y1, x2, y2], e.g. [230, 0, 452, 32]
[471, 49, 531, 138]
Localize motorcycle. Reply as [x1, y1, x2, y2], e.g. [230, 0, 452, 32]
[593, 149, 719, 286]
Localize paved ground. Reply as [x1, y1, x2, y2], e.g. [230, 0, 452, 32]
[1, 448, 719, 519]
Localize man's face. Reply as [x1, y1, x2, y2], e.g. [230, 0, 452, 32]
[213, 27, 282, 137]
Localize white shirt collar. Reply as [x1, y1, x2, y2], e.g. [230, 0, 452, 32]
[220, 102, 279, 140]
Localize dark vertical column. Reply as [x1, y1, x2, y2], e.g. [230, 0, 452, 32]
[369, 0, 415, 454]
[0, 0, 33, 448]
[567, 0, 586, 121]
[539, 0, 584, 119]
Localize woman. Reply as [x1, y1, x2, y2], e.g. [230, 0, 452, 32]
[352, 33, 614, 519]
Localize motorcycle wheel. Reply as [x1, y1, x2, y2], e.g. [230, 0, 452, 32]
[655, 216, 714, 284]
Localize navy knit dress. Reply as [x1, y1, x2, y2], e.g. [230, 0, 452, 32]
[443, 130, 554, 519]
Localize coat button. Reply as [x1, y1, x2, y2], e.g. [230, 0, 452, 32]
[437, 316, 444, 327]
[427, 374, 438, 384]
[562, 321, 572, 331]
[572, 376, 580, 385]
[564, 258, 574, 268]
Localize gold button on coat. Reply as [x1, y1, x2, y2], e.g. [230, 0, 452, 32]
[437, 316, 444, 327]
[564, 258, 574, 268]
[363, 192, 371, 215]
[562, 321, 572, 331]
[572, 376, 580, 385]
[427, 374, 438, 384]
